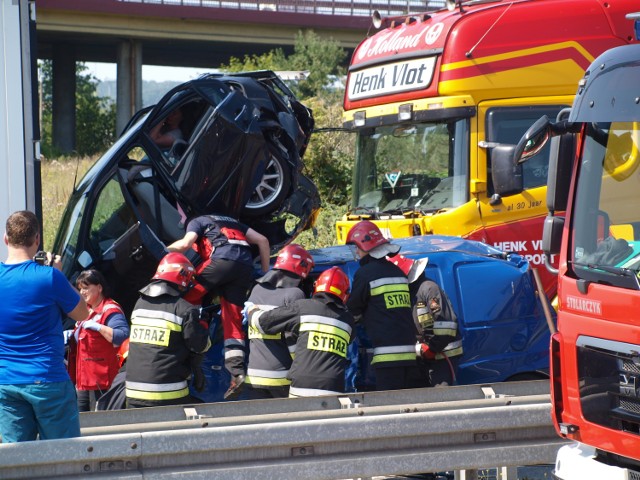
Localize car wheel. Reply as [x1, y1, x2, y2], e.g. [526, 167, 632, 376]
[244, 153, 291, 216]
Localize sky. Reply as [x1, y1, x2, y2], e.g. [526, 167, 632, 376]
[85, 61, 208, 82]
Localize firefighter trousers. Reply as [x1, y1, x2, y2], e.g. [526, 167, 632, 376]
[196, 258, 253, 377]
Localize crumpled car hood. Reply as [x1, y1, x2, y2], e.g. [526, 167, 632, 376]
[145, 71, 320, 251]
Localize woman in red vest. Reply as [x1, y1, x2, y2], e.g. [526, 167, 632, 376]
[67, 270, 130, 412]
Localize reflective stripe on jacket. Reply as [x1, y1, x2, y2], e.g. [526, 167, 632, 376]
[126, 290, 209, 405]
[245, 271, 305, 389]
[125, 379, 189, 401]
[413, 279, 463, 359]
[347, 256, 418, 368]
[371, 345, 417, 365]
[250, 292, 354, 394]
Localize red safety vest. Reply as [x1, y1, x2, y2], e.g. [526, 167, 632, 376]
[68, 299, 124, 391]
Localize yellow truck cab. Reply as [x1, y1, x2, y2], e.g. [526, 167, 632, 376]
[338, 0, 638, 298]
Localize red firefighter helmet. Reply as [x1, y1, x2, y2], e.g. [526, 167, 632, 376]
[152, 252, 195, 289]
[314, 266, 350, 303]
[274, 244, 315, 279]
[345, 220, 388, 252]
[386, 254, 428, 283]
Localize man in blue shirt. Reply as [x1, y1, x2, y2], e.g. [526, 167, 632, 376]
[0, 210, 89, 442]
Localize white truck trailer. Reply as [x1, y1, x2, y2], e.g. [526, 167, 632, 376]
[0, 0, 40, 257]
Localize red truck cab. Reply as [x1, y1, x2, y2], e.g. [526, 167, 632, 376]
[502, 18, 640, 478]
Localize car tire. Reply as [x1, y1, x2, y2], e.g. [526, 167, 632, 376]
[243, 152, 292, 217]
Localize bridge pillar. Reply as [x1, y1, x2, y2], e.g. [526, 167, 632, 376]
[51, 44, 76, 154]
[116, 40, 143, 135]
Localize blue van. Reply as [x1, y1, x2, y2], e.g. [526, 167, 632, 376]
[195, 235, 552, 401]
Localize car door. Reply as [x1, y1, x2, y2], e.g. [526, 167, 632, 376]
[79, 165, 167, 315]
[145, 81, 269, 219]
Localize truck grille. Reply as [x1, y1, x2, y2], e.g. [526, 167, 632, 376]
[577, 336, 640, 435]
[620, 397, 640, 416]
[622, 360, 640, 375]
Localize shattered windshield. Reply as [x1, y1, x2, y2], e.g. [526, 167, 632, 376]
[572, 122, 640, 289]
[350, 119, 469, 216]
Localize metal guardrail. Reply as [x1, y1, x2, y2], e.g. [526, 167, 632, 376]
[0, 381, 568, 479]
[118, 0, 448, 17]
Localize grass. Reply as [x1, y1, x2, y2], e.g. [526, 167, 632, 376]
[41, 156, 96, 250]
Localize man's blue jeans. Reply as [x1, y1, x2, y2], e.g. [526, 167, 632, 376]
[0, 380, 81, 442]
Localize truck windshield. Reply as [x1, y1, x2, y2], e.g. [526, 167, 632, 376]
[572, 122, 640, 289]
[350, 119, 469, 216]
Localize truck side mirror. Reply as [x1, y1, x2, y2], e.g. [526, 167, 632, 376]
[514, 115, 551, 164]
[515, 115, 551, 163]
[542, 216, 564, 257]
[546, 131, 575, 213]
[546, 108, 575, 213]
[541, 215, 564, 275]
[491, 144, 523, 197]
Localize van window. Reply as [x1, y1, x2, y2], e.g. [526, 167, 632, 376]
[486, 106, 566, 191]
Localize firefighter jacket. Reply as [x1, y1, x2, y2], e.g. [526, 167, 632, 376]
[347, 255, 418, 368]
[187, 214, 253, 266]
[413, 279, 463, 359]
[126, 282, 210, 406]
[68, 298, 124, 391]
[249, 292, 354, 397]
[245, 270, 305, 389]
[183, 214, 253, 304]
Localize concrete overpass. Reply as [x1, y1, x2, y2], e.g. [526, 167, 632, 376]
[35, 0, 446, 152]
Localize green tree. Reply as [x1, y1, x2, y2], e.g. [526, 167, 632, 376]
[303, 95, 353, 206]
[223, 49, 289, 74]
[39, 60, 54, 157]
[287, 30, 347, 99]
[220, 30, 347, 99]
[39, 60, 116, 158]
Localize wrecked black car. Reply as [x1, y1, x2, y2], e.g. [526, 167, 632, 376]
[53, 71, 320, 314]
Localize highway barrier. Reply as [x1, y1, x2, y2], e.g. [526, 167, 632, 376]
[0, 380, 567, 479]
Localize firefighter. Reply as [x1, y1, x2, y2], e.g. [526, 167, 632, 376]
[245, 244, 315, 399]
[125, 252, 211, 408]
[247, 266, 353, 397]
[167, 214, 270, 400]
[414, 277, 462, 387]
[387, 253, 462, 386]
[346, 221, 425, 391]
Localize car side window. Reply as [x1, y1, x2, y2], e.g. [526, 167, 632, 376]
[88, 175, 138, 256]
[486, 106, 566, 191]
